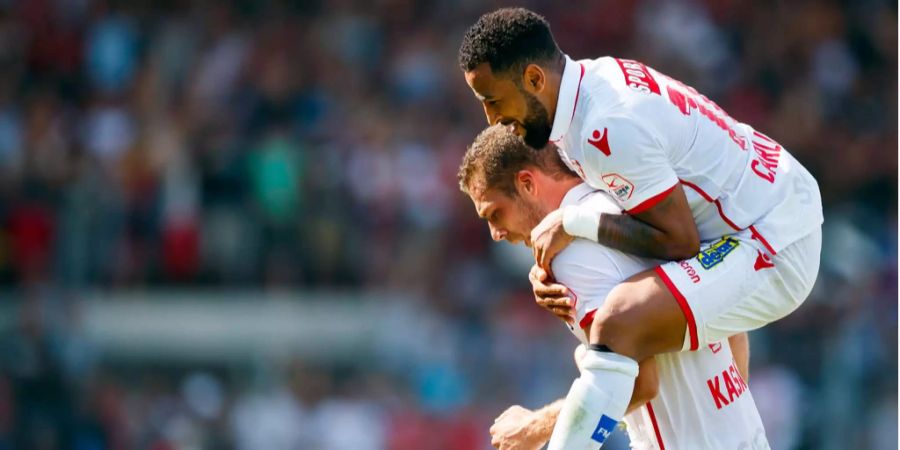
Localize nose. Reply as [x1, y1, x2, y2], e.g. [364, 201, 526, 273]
[489, 224, 506, 242]
[483, 104, 501, 126]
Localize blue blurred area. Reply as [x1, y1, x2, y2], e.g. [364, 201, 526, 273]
[0, 0, 895, 449]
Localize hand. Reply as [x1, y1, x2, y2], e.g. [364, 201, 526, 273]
[530, 208, 575, 274]
[489, 405, 546, 450]
[529, 265, 574, 325]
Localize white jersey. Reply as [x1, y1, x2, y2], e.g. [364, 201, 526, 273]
[549, 55, 823, 254]
[552, 184, 769, 450]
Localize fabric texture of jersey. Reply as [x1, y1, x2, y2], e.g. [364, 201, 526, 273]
[549, 55, 823, 254]
[551, 184, 769, 450]
[656, 228, 822, 352]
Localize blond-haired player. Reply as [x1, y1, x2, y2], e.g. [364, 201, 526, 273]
[460, 125, 770, 449]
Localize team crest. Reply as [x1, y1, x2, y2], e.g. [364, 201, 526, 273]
[696, 237, 740, 269]
[602, 173, 634, 201]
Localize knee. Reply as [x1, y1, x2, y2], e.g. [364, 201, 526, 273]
[589, 301, 647, 360]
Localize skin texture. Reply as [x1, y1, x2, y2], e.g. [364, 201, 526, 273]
[464, 61, 562, 149]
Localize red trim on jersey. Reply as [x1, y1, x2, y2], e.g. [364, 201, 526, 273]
[678, 179, 741, 231]
[749, 225, 777, 255]
[654, 266, 699, 351]
[579, 308, 597, 330]
[645, 401, 666, 450]
[679, 179, 779, 254]
[569, 64, 586, 126]
[551, 63, 586, 144]
[625, 183, 678, 215]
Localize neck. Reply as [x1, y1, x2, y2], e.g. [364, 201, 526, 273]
[543, 58, 566, 122]
[544, 176, 582, 211]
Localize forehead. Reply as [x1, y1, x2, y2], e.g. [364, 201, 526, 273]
[465, 63, 515, 97]
[471, 186, 510, 216]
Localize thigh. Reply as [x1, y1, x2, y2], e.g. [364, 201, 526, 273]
[655, 233, 772, 351]
[593, 269, 688, 361]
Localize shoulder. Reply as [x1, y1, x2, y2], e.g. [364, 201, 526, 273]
[552, 190, 626, 282]
[551, 238, 622, 284]
[578, 110, 662, 165]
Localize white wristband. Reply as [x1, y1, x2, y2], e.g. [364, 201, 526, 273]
[562, 204, 601, 242]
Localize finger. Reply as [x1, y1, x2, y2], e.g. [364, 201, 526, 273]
[533, 245, 543, 269]
[538, 251, 551, 274]
[535, 284, 569, 298]
[537, 295, 571, 306]
[556, 314, 575, 325]
[494, 405, 517, 423]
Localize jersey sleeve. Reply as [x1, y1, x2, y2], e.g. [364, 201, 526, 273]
[579, 113, 679, 214]
[550, 240, 623, 331]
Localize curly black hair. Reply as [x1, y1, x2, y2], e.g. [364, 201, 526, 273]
[458, 7, 562, 76]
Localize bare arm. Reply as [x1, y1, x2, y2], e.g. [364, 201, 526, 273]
[627, 358, 659, 414]
[728, 332, 750, 381]
[489, 401, 563, 450]
[597, 185, 700, 260]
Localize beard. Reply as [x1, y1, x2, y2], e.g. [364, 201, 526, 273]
[520, 89, 553, 150]
[516, 194, 549, 246]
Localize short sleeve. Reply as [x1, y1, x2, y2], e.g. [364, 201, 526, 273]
[550, 240, 623, 331]
[578, 114, 679, 214]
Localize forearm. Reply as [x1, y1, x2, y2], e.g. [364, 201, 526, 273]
[597, 213, 688, 260]
[531, 399, 565, 442]
[728, 333, 750, 381]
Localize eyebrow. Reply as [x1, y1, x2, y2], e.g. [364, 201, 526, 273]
[476, 203, 492, 219]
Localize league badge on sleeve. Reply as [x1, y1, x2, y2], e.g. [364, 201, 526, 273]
[602, 173, 634, 202]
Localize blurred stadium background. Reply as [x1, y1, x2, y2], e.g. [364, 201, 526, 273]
[0, 0, 896, 449]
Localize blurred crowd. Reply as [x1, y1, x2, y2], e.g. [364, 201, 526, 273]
[0, 0, 895, 449]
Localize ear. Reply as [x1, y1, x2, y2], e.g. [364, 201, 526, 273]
[522, 64, 546, 94]
[515, 169, 538, 196]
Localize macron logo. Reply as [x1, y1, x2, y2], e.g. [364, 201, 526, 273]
[588, 128, 612, 156]
[590, 415, 618, 444]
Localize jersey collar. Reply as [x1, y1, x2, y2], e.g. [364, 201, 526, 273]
[560, 182, 595, 207]
[549, 55, 586, 143]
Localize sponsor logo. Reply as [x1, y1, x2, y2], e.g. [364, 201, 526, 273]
[601, 173, 634, 201]
[707, 361, 749, 410]
[709, 342, 722, 353]
[590, 415, 619, 444]
[615, 58, 661, 95]
[754, 250, 774, 271]
[587, 128, 612, 156]
[696, 237, 740, 269]
[678, 260, 700, 283]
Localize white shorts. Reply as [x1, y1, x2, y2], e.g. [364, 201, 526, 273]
[654, 227, 822, 351]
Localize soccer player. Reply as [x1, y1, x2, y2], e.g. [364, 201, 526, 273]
[460, 125, 770, 449]
[458, 8, 822, 449]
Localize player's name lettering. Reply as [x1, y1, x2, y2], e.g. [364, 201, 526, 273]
[615, 58, 660, 95]
[750, 131, 782, 184]
[664, 78, 747, 150]
[706, 360, 749, 410]
[679, 260, 700, 283]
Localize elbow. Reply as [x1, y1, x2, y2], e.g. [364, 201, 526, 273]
[661, 235, 700, 260]
[633, 378, 659, 405]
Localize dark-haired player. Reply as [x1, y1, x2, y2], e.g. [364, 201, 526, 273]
[459, 8, 822, 449]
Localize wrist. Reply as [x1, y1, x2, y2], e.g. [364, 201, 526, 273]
[562, 205, 601, 242]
